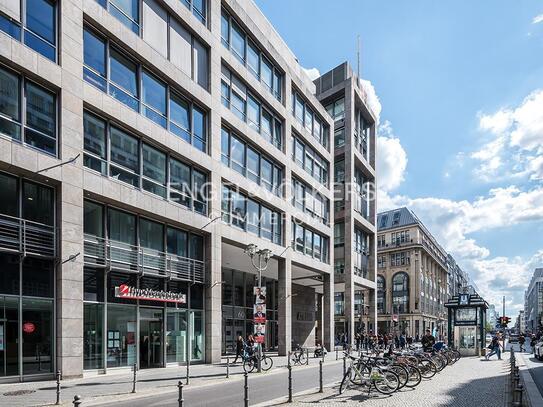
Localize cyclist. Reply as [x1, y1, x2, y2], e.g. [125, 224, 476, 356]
[421, 329, 436, 352]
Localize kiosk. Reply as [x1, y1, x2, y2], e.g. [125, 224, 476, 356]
[445, 291, 488, 356]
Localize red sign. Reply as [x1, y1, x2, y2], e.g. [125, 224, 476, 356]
[115, 284, 186, 303]
[23, 322, 36, 333]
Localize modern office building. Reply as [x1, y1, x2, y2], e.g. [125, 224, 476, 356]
[446, 254, 468, 298]
[0, 0, 344, 381]
[525, 268, 543, 333]
[313, 63, 378, 343]
[376, 207, 448, 339]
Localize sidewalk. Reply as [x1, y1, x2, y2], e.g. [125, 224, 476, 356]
[0, 353, 338, 407]
[515, 351, 543, 407]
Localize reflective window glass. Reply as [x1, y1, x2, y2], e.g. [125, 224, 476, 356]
[25, 82, 56, 155]
[0, 68, 21, 140]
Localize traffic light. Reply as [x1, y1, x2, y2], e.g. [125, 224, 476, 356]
[499, 316, 511, 327]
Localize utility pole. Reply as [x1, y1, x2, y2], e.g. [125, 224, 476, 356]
[502, 295, 506, 352]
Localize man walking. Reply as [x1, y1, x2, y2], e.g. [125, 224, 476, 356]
[233, 335, 245, 363]
[518, 334, 526, 352]
[486, 335, 502, 360]
[421, 329, 436, 352]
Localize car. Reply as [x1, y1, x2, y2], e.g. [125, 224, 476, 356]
[534, 341, 543, 361]
[509, 334, 519, 343]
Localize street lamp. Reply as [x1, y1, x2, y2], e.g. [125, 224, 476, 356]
[244, 244, 273, 373]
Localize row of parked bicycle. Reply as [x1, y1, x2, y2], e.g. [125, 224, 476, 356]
[338, 345, 461, 395]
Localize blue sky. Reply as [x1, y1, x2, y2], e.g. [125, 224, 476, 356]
[256, 0, 543, 314]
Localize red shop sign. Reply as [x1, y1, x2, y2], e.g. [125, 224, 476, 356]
[23, 322, 36, 334]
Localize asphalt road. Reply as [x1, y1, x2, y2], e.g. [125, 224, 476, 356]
[101, 362, 344, 407]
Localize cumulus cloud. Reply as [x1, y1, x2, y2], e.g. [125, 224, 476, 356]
[360, 79, 382, 122]
[533, 14, 543, 24]
[301, 67, 320, 81]
[472, 89, 543, 181]
[376, 121, 408, 192]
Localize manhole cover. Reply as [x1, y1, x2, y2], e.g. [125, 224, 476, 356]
[3, 390, 36, 396]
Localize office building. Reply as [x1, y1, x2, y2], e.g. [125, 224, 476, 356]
[525, 268, 543, 333]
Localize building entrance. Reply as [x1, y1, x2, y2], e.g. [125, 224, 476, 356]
[139, 308, 163, 369]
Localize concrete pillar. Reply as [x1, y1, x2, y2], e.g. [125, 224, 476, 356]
[205, 224, 222, 363]
[277, 256, 291, 355]
[322, 273, 334, 351]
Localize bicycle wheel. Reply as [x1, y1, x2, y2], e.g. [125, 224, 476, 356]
[339, 367, 352, 394]
[243, 357, 255, 373]
[405, 365, 422, 388]
[418, 359, 436, 379]
[289, 352, 298, 366]
[299, 352, 307, 365]
[390, 364, 409, 389]
[261, 355, 273, 371]
[373, 370, 400, 395]
[432, 355, 445, 371]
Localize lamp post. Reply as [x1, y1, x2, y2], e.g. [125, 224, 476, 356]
[244, 244, 273, 373]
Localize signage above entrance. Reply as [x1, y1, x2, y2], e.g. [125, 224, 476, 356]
[115, 284, 186, 304]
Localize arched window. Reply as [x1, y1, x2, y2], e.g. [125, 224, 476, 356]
[392, 272, 409, 313]
[377, 275, 386, 313]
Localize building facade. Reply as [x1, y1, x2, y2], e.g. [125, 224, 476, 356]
[525, 268, 543, 333]
[314, 63, 378, 343]
[446, 254, 467, 299]
[0, 0, 345, 381]
[376, 208, 448, 339]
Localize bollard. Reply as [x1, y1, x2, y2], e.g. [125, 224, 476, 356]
[513, 384, 524, 406]
[244, 372, 249, 407]
[55, 370, 61, 405]
[287, 362, 293, 403]
[178, 381, 184, 407]
[287, 351, 291, 368]
[343, 355, 346, 376]
[226, 356, 230, 379]
[73, 395, 82, 407]
[319, 360, 323, 393]
[186, 357, 190, 385]
[305, 348, 308, 365]
[336, 347, 338, 360]
[132, 363, 137, 393]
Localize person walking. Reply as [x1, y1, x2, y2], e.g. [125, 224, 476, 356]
[518, 334, 526, 352]
[400, 333, 406, 349]
[421, 329, 436, 352]
[486, 335, 503, 360]
[233, 335, 244, 363]
[530, 334, 537, 353]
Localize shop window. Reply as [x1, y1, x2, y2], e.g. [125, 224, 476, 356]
[166, 310, 187, 363]
[190, 284, 203, 309]
[106, 304, 137, 368]
[0, 253, 20, 295]
[190, 310, 204, 361]
[22, 298, 53, 374]
[0, 296, 19, 377]
[84, 267, 105, 302]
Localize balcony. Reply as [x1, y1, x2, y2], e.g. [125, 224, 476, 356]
[0, 214, 56, 258]
[84, 234, 205, 283]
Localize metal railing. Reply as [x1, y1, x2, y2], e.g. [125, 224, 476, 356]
[0, 213, 56, 258]
[84, 234, 205, 283]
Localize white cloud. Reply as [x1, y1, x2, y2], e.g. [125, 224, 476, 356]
[532, 14, 543, 24]
[360, 79, 382, 122]
[472, 89, 543, 181]
[376, 121, 408, 192]
[301, 67, 320, 81]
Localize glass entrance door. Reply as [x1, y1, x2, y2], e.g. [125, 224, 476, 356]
[0, 297, 19, 377]
[139, 308, 163, 369]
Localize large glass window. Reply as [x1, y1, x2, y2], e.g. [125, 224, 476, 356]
[107, 304, 137, 368]
[291, 222, 328, 263]
[109, 0, 140, 33]
[84, 303, 104, 370]
[192, 106, 206, 152]
[23, 180, 54, 226]
[109, 126, 140, 187]
[24, 0, 57, 61]
[83, 112, 107, 174]
[0, 68, 21, 141]
[0, 172, 18, 217]
[392, 272, 409, 313]
[142, 143, 166, 197]
[22, 298, 53, 374]
[109, 49, 139, 111]
[291, 136, 328, 187]
[377, 276, 386, 313]
[84, 201, 104, 238]
[24, 81, 56, 155]
[142, 71, 167, 128]
[170, 93, 191, 143]
[108, 208, 136, 245]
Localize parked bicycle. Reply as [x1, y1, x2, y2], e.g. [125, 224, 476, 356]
[289, 345, 307, 366]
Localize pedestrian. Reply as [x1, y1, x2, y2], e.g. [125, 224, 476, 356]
[486, 335, 503, 360]
[400, 333, 406, 349]
[518, 334, 526, 352]
[530, 335, 537, 353]
[233, 335, 244, 363]
[421, 329, 436, 352]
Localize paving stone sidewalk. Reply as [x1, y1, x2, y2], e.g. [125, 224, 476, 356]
[257, 356, 508, 407]
[0, 353, 336, 407]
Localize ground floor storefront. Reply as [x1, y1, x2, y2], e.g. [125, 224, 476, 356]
[377, 314, 447, 340]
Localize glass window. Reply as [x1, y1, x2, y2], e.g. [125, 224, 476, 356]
[169, 158, 191, 207]
[273, 71, 281, 100]
[191, 0, 206, 23]
[166, 310, 187, 363]
[230, 135, 245, 175]
[192, 170, 207, 215]
[192, 106, 206, 152]
[142, 71, 167, 127]
[247, 41, 260, 78]
[22, 298, 53, 374]
[305, 229, 313, 256]
[170, 93, 190, 143]
[109, 126, 139, 187]
[84, 266, 104, 302]
[247, 94, 260, 131]
[194, 39, 208, 90]
[261, 158, 272, 192]
[142, 143, 166, 197]
[0, 173, 18, 217]
[25, 0, 56, 61]
[83, 112, 107, 174]
[246, 146, 259, 183]
[0, 254, 20, 296]
[84, 201, 104, 237]
[22, 257, 54, 297]
[142, 0, 167, 57]
[294, 94, 304, 124]
[304, 107, 313, 133]
[260, 206, 272, 241]
[139, 218, 164, 251]
[261, 57, 273, 90]
[189, 234, 203, 261]
[0, 68, 21, 140]
[294, 223, 304, 252]
[221, 12, 229, 45]
[0, 13, 22, 41]
[313, 234, 321, 261]
[109, 49, 139, 111]
[221, 128, 229, 165]
[231, 191, 246, 229]
[25, 82, 56, 155]
[231, 90, 246, 122]
[107, 304, 137, 367]
[261, 110, 272, 142]
[167, 227, 188, 257]
[83, 29, 107, 91]
[108, 208, 136, 245]
[231, 21, 245, 61]
[110, 0, 139, 33]
[22, 180, 54, 226]
[84, 303, 104, 370]
[246, 199, 259, 236]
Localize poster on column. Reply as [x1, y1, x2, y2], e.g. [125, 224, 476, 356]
[254, 287, 266, 304]
[254, 323, 266, 343]
[253, 304, 266, 323]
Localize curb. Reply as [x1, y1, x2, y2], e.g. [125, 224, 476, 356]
[516, 352, 543, 407]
